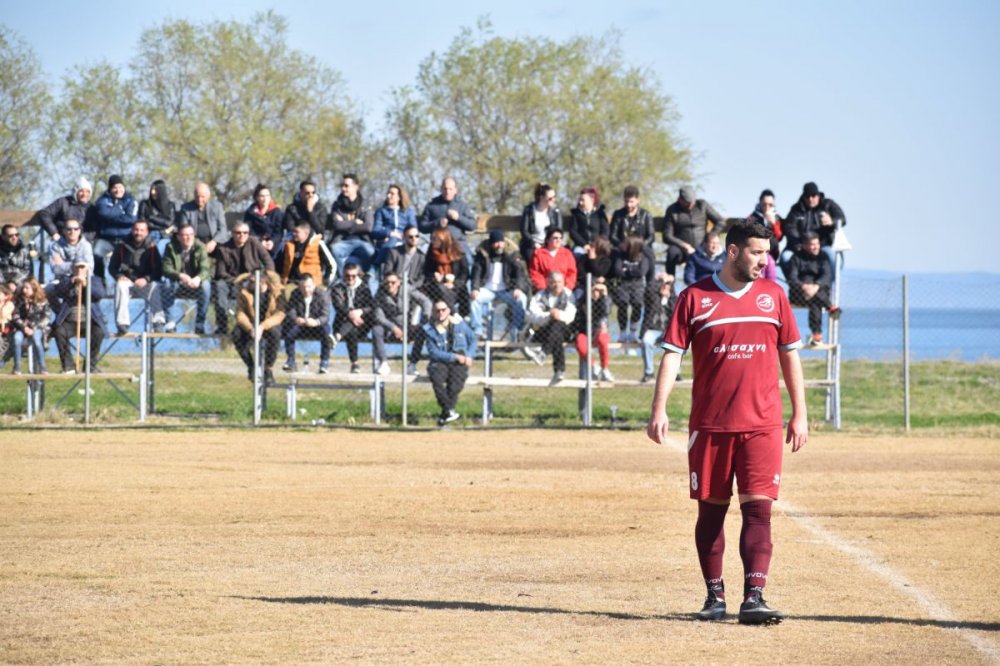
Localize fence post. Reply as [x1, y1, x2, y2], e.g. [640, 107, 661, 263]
[84, 273, 92, 425]
[401, 270, 409, 427]
[252, 270, 262, 425]
[902, 274, 910, 432]
[584, 272, 593, 427]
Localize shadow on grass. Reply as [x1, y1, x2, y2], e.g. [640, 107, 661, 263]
[233, 596, 1000, 631]
[231, 595, 689, 622]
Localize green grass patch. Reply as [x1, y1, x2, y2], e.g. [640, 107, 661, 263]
[1, 354, 997, 434]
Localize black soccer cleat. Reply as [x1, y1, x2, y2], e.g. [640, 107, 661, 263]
[738, 589, 783, 625]
[696, 587, 727, 621]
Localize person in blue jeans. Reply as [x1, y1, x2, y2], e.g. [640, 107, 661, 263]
[371, 184, 417, 271]
[10, 278, 50, 374]
[469, 230, 529, 340]
[423, 299, 477, 426]
[328, 174, 375, 278]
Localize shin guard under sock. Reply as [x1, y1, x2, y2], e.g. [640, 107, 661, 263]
[739, 500, 773, 597]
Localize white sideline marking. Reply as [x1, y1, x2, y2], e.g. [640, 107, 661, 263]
[780, 499, 999, 664]
[658, 436, 999, 664]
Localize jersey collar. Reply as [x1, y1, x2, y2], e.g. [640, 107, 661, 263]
[712, 273, 754, 299]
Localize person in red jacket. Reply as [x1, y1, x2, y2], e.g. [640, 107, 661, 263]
[528, 227, 577, 292]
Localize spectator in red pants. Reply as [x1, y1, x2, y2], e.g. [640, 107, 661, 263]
[573, 278, 613, 381]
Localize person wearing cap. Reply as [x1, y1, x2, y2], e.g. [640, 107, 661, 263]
[469, 229, 530, 340]
[90, 175, 139, 284]
[663, 185, 725, 280]
[45, 218, 94, 311]
[35, 177, 93, 241]
[781, 181, 846, 273]
[52, 260, 107, 374]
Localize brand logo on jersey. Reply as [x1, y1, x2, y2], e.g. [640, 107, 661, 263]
[756, 294, 775, 313]
[714, 343, 767, 354]
[701, 297, 713, 308]
[773, 474, 780, 486]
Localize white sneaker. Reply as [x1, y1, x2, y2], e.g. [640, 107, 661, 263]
[522, 345, 545, 365]
[163, 321, 177, 333]
[376, 361, 391, 376]
[600, 367, 615, 382]
[592, 361, 601, 379]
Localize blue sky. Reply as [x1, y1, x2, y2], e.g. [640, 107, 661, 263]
[5, 0, 999, 273]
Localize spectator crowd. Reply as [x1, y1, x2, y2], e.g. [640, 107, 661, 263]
[0, 173, 847, 424]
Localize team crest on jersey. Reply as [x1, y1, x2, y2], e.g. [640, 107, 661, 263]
[701, 297, 713, 308]
[756, 294, 775, 313]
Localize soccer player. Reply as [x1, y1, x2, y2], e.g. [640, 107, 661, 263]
[646, 219, 808, 625]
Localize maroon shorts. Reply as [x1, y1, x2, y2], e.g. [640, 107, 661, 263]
[687, 429, 784, 501]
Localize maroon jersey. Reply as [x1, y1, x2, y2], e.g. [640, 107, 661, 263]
[662, 274, 802, 432]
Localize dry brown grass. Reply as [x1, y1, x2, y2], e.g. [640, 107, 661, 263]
[1, 429, 998, 664]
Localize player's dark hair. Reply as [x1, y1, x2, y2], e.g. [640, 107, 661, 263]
[298, 179, 316, 191]
[802, 231, 820, 242]
[533, 182, 551, 201]
[759, 189, 775, 201]
[623, 185, 640, 199]
[725, 219, 772, 249]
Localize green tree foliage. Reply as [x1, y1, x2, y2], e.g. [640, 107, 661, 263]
[133, 11, 367, 207]
[0, 26, 51, 207]
[47, 63, 148, 191]
[45, 12, 366, 208]
[383, 20, 693, 214]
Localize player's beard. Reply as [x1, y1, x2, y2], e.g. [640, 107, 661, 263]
[733, 262, 760, 284]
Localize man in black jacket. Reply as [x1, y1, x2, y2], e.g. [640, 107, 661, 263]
[108, 220, 164, 334]
[371, 272, 427, 376]
[327, 173, 375, 278]
[284, 179, 328, 237]
[610, 185, 655, 248]
[469, 230, 529, 340]
[282, 273, 331, 373]
[781, 181, 846, 273]
[35, 177, 92, 242]
[329, 262, 375, 373]
[663, 186, 726, 278]
[786, 232, 841, 345]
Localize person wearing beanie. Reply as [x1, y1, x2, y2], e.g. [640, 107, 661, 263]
[663, 185, 725, 279]
[91, 174, 139, 286]
[35, 177, 93, 241]
[469, 228, 530, 340]
[780, 181, 847, 273]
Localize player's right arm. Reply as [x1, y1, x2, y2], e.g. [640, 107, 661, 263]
[646, 350, 683, 445]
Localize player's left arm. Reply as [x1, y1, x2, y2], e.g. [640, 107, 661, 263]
[779, 348, 808, 452]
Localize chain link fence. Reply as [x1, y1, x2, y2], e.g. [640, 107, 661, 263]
[3, 223, 997, 428]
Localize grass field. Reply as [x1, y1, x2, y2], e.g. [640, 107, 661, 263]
[2, 355, 999, 431]
[2, 429, 998, 664]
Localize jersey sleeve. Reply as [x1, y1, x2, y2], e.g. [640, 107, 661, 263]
[776, 287, 803, 350]
[661, 287, 693, 354]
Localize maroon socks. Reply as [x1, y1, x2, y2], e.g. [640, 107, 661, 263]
[695, 501, 729, 596]
[739, 500, 773, 597]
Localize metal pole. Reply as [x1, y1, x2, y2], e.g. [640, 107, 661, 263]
[84, 272, 92, 425]
[902, 274, 910, 432]
[139, 331, 148, 421]
[252, 270, 262, 425]
[584, 272, 592, 426]
[401, 269, 409, 427]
